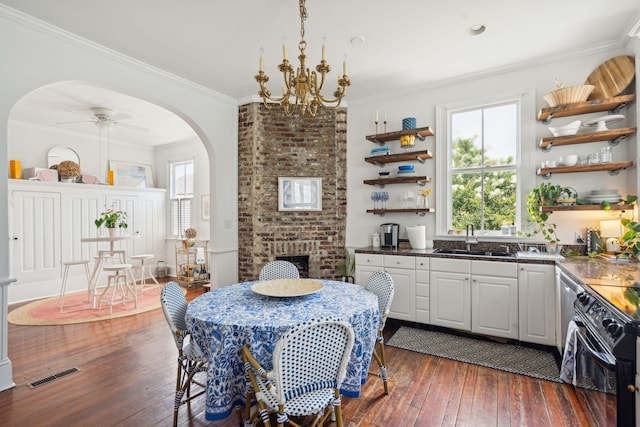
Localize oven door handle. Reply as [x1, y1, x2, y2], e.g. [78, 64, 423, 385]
[575, 328, 616, 370]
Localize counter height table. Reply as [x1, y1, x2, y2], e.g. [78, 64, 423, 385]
[186, 279, 380, 421]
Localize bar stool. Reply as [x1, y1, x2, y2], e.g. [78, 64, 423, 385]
[129, 254, 161, 294]
[97, 263, 137, 314]
[58, 260, 91, 313]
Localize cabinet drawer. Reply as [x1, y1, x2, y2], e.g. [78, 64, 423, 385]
[416, 309, 429, 324]
[416, 282, 429, 297]
[430, 257, 471, 273]
[416, 257, 430, 271]
[472, 260, 517, 278]
[416, 270, 429, 284]
[355, 253, 383, 267]
[384, 255, 415, 269]
[416, 295, 429, 310]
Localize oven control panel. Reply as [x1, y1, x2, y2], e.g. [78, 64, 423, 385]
[577, 292, 625, 350]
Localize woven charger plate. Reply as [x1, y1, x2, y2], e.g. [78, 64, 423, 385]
[251, 279, 324, 297]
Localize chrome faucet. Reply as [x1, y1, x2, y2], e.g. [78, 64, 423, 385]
[465, 224, 478, 251]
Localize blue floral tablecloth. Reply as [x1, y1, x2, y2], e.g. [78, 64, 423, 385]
[185, 280, 380, 421]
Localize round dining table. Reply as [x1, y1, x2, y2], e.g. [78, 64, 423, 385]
[185, 279, 380, 421]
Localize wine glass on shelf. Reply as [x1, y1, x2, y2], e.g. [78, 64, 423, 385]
[381, 192, 389, 209]
[371, 192, 377, 210]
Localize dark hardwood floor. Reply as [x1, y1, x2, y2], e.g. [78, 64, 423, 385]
[1, 285, 596, 426]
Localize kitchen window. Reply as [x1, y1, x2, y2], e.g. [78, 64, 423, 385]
[436, 91, 535, 236]
[169, 159, 194, 238]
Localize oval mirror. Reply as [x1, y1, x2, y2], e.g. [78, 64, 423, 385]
[47, 145, 80, 168]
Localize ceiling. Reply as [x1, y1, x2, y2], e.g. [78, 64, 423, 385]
[4, 0, 640, 146]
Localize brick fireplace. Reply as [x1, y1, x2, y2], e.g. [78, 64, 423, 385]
[237, 103, 347, 281]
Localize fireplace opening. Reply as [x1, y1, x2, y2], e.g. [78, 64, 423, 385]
[276, 255, 309, 278]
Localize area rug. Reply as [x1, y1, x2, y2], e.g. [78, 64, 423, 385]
[8, 284, 183, 326]
[387, 326, 562, 383]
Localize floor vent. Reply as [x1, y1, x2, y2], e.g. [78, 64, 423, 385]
[27, 367, 80, 389]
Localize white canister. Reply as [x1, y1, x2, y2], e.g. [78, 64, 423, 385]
[372, 232, 381, 248]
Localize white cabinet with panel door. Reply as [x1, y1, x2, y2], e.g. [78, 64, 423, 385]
[383, 255, 416, 321]
[518, 263, 556, 346]
[355, 253, 383, 286]
[471, 261, 519, 339]
[10, 189, 61, 286]
[430, 257, 471, 331]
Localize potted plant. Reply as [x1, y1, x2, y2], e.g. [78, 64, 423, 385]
[620, 218, 640, 259]
[336, 248, 355, 283]
[523, 183, 577, 244]
[95, 209, 128, 237]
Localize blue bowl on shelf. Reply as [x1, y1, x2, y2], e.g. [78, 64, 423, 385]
[398, 165, 414, 171]
[379, 171, 390, 177]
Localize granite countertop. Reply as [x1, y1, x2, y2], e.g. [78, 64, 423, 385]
[559, 256, 640, 288]
[354, 246, 557, 264]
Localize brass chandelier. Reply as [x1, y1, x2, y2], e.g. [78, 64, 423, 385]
[255, 0, 351, 117]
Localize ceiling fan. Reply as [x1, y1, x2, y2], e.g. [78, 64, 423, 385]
[57, 107, 148, 132]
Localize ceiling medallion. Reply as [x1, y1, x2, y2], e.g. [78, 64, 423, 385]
[255, 0, 351, 117]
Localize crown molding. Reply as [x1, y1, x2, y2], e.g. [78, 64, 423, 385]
[0, 4, 237, 106]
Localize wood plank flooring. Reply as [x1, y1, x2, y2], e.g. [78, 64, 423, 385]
[1, 285, 596, 426]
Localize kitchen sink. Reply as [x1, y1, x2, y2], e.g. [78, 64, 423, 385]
[433, 248, 515, 258]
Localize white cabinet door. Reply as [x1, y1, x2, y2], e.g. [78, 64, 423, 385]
[472, 275, 518, 339]
[385, 266, 416, 321]
[518, 264, 556, 346]
[60, 190, 102, 263]
[355, 265, 382, 287]
[10, 190, 61, 283]
[430, 270, 471, 330]
[355, 254, 383, 286]
[134, 192, 166, 257]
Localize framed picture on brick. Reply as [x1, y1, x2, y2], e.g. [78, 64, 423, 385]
[278, 177, 322, 211]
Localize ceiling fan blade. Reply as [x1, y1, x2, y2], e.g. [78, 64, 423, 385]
[110, 113, 131, 121]
[56, 119, 97, 125]
[117, 122, 150, 133]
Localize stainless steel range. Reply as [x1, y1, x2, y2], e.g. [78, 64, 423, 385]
[561, 260, 640, 427]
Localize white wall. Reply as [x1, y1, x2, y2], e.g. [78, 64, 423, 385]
[346, 47, 638, 248]
[0, 6, 239, 390]
[8, 121, 156, 180]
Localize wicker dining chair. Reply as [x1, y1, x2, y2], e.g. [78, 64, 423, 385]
[365, 271, 395, 395]
[259, 260, 300, 281]
[241, 317, 355, 427]
[160, 281, 208, 427]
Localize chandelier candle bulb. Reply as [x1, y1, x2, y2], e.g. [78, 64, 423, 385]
[322, 37, 326, 61]
[282, 38, 287, 60]
[259, 48, 264, 72]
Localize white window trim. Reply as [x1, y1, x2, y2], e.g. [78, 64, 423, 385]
[435, 89, 536, 239]
[168, 157, 196, 238]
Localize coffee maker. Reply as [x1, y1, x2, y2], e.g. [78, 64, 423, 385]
[380, 223, 399, 250]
